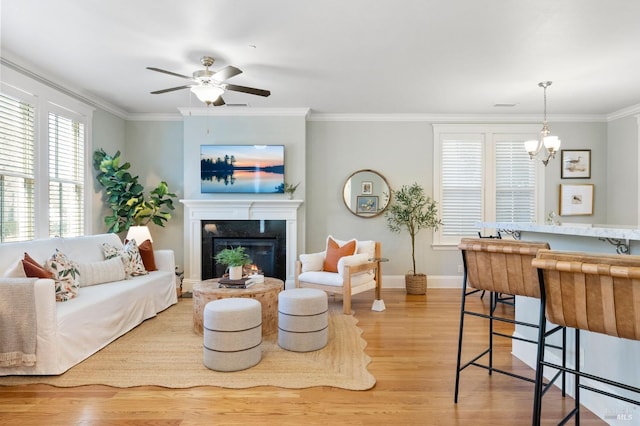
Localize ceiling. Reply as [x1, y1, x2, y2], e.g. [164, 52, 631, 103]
[2, 0, 640, 118]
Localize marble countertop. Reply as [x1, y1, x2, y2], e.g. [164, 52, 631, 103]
[479, 222, 640, 241]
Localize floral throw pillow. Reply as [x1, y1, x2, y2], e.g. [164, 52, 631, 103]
[102, 239, 147, 278]
[44, 249, 80, 302]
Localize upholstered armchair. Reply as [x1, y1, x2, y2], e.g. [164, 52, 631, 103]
[294, 236, 382, 314]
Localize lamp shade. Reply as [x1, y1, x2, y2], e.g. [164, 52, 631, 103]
[126, 225, 153, 243]
[543, 135, 561, 152]
[190, 85, 224, 104]
[524, 139, 539, 155]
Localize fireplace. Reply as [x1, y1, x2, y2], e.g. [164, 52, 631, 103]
[180, 199, 303, 291]
[202, 220, 286, 281]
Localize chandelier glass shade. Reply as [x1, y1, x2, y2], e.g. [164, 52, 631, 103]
[190, 84, 224, 105]
[524, 81, 560, 166]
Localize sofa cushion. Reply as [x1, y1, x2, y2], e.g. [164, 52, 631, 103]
[44, 249, 80, 302]
[299, 252, 324, 272]
[77, 257, 127, 287]
[332, 237, 376, 259]
[23, 253, 53, 279]
[323, 237, 356, 272]
[136, 239, 157, 272]
[3, 260, 27, 278]
[337, 253, 374, 278]
[298, 270, 374, 287]
[102, 240, 147, 277]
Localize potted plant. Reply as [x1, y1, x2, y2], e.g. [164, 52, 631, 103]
[214, 247, 252, 280]
[385, 182, 442, 295]
[93, 149, 177, 234]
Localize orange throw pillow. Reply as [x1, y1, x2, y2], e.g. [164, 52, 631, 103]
[137, 239, 157, 271]
[323, 238, 356, 272]
[22, 252, 53, 279]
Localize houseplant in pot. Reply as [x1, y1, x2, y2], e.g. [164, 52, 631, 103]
[385, 182, 442, 295]
[93, 149, 177, 234]
[214, 247, 252, 280]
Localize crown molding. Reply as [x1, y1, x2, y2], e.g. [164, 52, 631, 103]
[307, 112, 607, 123]
[127, 112, 183, 121]
[0, 54, 129, 120]
[607, 103, 640, 122]
[177, 107, 310, 117]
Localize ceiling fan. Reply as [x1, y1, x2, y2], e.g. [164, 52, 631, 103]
[147, 56, 270, 106]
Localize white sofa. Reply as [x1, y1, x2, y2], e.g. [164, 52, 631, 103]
[0, 233, 177, 376]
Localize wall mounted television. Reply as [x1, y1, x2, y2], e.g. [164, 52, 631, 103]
[200, 145, 285, 193]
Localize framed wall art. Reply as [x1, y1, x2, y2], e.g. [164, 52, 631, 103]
[559, 184, 594, 216]
[361, 181, 373, 195]
[356, 196, 378, 214]
[561, 149, 591, 179]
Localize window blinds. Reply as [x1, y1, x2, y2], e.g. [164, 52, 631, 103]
[48, 112, 84, 237]
[0, 94, 35, 242]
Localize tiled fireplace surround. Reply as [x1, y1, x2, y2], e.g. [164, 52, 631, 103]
[180, 199, 303, 291]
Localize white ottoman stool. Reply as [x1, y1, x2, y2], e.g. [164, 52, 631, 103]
[278, 288, 328, 352]
[203, 298, 262, 372]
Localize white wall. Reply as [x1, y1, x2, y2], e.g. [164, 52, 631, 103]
[90, 112, 616, 281]
[607, 115, 638, 225]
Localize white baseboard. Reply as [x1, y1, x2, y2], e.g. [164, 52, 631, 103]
[183, 275, 463, 292]
[383, 274, 462, 289]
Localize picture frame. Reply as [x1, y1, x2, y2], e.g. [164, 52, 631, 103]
[559, 184, 594, 216]
[561, 149, 591, 179]
[356, 195, 378, 214]
[361, 181, 373, 195]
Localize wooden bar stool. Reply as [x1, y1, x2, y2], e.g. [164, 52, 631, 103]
[532, 250, 640, 425]
[455, 238, 565, 404]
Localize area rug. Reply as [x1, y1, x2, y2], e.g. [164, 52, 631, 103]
[0, 300, 376, 390]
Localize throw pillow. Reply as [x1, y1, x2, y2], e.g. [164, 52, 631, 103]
[3, 259, 27, 278]
[299, 252, 324, 272]
[44, 249, 80, 302]
[102, 239, 147, 277]
[22, 253, 53, 279]
[135, 239, 157, 272]
[77, 257, 127, 287]
[323, 237, 356, 273]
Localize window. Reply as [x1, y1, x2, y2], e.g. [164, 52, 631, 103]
[0, 93, 36, 242]
[433, 124, 544, 246]
[48, 111, 85, 237]
[1, 65, 93, 242]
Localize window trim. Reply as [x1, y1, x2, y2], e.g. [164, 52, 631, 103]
[432, 124, 545, 247]
[1, 64, 94, 240]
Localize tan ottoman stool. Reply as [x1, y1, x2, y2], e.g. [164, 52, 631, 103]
[278, 288, 328, 352]
[203, 298, 262, 372]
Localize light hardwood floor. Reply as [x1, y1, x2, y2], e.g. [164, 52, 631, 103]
[0, 288, 604, 425]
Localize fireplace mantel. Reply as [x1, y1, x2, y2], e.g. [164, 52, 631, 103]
[180, 199, 303, 290]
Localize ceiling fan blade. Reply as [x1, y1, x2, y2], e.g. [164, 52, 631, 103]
[225, 84, 271, 97]
[213, 96, 226, 107]
[212, 66, 242, 81]
[150, 85, 192, 94]
[146, 67, 193, 80]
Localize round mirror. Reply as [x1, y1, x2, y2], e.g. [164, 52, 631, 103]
[342, 169, 391, 218]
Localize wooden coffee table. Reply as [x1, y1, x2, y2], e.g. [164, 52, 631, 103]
[192, 277, 285, 336]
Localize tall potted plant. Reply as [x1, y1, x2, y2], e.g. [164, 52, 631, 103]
[385, 182, 442, 295]
[93, 149, 177, 234]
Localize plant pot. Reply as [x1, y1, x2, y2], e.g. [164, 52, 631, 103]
[405, 273, 427, 295]
[228, 266, 243, 280]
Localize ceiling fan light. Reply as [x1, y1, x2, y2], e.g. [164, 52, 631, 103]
[190, 85, 224, 104]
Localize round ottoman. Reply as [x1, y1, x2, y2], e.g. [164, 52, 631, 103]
[278, 288, 328, 352]
[203, 298, 262, 372]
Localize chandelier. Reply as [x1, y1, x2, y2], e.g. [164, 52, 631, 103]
[524, 81, 561, 166]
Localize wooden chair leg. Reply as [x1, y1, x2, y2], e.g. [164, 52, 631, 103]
[343, 292, 351, 314]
